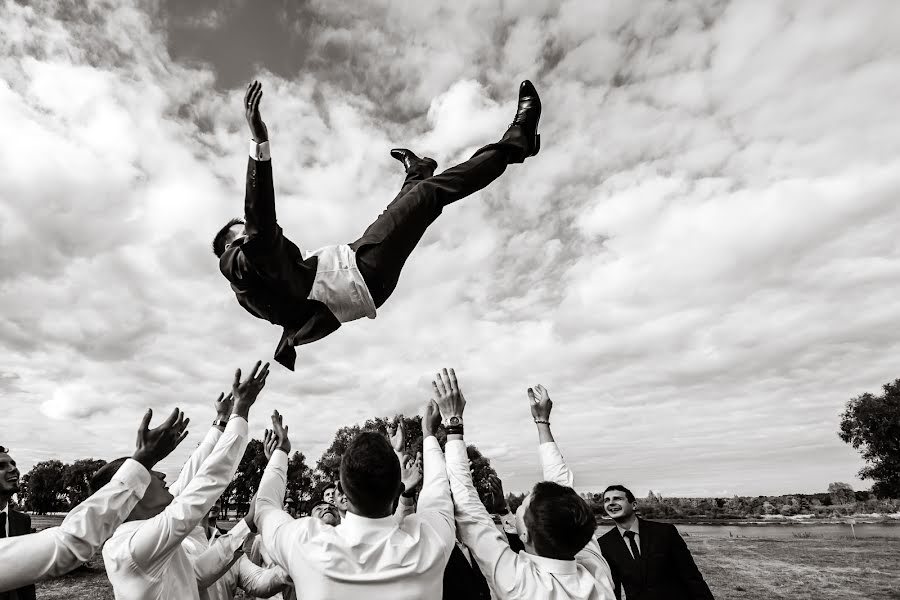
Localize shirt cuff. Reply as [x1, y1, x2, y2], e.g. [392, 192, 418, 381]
[249, 140, 271, 162]
[444, 438, 466, 461]
[269, 448, 289, 470]
[115, 458, 152, 491]
[228, 518, 252, 543]
[226, 415, 249, 436]
[423, 436, 442, 452]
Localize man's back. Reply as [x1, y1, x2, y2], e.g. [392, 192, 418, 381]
[262, 510, 452, 599]
[103, 522, 197, 600]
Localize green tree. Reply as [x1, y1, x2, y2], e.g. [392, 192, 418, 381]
[63, 458, 107, 508]
[827, 482, 855, 505]
[839, 378, 900, 497]
[20, 460, 67, 514]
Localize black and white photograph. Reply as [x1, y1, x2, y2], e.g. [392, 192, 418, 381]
[1, 1, 898, 598]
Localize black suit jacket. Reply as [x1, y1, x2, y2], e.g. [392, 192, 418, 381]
[597, 519, 714, 600]
[220, 158, 341, 370]
[1, 508, 37, 600]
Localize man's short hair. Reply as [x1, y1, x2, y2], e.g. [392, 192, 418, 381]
[524, 481, 597, 560]
[339, 432, 400, 516]
[602, 484, 636, 504]
[88, 457, 129, 494]
[0, 445, 7, 453]
[212, 217, 245, 258]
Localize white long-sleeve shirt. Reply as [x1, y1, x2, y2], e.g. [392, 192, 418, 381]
[445, 439, 616, 600]
[538, 442, 616, 591]
[0, 459, 150, 592]
[255, 435, 455, 599]
[103, 416, 250, 600]
[175, 427, 255, 599]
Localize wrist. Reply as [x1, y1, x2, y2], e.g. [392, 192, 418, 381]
[232, 402, 252, 420]
[131, 452, 156, 472]
[534, 419, 550, 425]
[447, 433, 464, 442]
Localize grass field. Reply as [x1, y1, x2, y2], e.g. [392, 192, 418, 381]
[28, 517, 900, 599]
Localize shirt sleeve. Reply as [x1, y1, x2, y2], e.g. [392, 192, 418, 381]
[445, 439, 523, 597]
[236, 554, 291, 598]
[169, 427, 223, 498]
[192, 519, 252, 589]
[256, 449, 310, 571]
[393, 495, 416, 524]
[0, 459, 150, 592]
[413, 435, 455, 545]
[125, 417, 249, 569]
[538, 442, 576, 488]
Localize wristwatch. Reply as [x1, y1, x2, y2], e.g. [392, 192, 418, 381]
[447, 415, 463, 427]
[212, 418, 229, 428]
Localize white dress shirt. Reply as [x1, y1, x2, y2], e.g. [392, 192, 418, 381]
[103, 417, 249, 600]
[255, 435, 455, 600]
[446, 440, 616, 600]
[196, 527, 290, 600]
[249, 140, 377, 323]
[538, 442, 616, 589]
[175, 426, 255, 599]
[0, 459, 150, 592]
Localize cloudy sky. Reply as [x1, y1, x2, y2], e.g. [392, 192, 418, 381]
[1, 0, 898, 498]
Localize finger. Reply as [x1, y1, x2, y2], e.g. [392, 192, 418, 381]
[138, 408, 152, 433]
[216, 392, 224, 403]
[441, 368, 451, 390]
[250, 86, 262, 112]
[283, 425, 289, 438]
[181, 417, 190, 430]
[448, 368, 459, 393]
[248, 360, 262, 381]
[244, 83, 253, 106]
[257, 362, 270, 380]
[233, 369, 242, 389]
[176, 429, 190, 445]
[527, 388, 536, 403]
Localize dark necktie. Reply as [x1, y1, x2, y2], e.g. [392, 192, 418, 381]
[0, 512, 6, 538]
[623, 530, 640, 559]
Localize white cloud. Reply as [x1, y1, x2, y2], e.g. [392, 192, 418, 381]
[0, 0, 897, 496]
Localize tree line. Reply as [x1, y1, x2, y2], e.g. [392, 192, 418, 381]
[14, 374, 900, 516]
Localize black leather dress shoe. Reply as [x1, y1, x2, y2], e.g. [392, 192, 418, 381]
[390, 148, 438, 173]
[510, 80, 541, 157]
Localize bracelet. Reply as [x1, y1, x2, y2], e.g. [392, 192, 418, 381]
[213, 418, 229, 428]
[401, 484, 417, 498]
[533, 419, 550, 425]
[445, 425, 464, 436]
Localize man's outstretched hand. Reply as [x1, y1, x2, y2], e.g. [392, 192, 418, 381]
[271, 410, 291, 455]
[245, 80, 268, 143]
[389, 419, 407, 455]
[131, 408, 190, 471]
[232, 361, 270, 419]
[528, 384, 552, 422]
[432, 368, 466, 422]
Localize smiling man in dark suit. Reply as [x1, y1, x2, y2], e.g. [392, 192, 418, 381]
[597, 485, 714, 600]
[0, 445, 36, 600]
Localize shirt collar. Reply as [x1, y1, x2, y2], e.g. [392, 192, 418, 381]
[337, 511, 398, 537]
[525, 553, 578, 575]
[617, 518, 640, 538]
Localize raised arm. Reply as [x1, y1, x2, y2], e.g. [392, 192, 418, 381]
[126, 363, 268, 567]
[413, 374, 455, 542]
[529, 384, 616, 592]
[0, 409, 189, 592]
[256, 411, 307, 569]
[191, 510, 254, 589]
[169, 392, 232, 497]
[394, 450, 422, 524]
[436, 369, 522, 596]
[242, 80, 277, 243]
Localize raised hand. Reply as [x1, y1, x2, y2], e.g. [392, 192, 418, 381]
[244, 80, 268, 143]
[528, 384, 552, 422]
[400, 451, 423, 495]
[263, 429, 278, 460]
[214, 392, 234, 421]
[232, 361, 270, 418]
[389, 418, 406, 454]
[422, 399, 441, 437]
[432, 368, 466, 422]
[131, 408, 190, 471]
[271, 410, 291, 454]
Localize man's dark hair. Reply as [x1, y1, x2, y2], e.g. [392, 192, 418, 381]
[524, 481, 597, 560]
[339, 432, 400, 517]
[212, 217, 245, 258]
[89, 457, 129, 494]
[0, 445, 7, 453]
[602, 484, 636, 504]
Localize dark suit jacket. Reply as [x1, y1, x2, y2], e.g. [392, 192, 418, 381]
[1, 508, 37, 600]
[597, 519, 714, 600]
[220, 157, 341, 370]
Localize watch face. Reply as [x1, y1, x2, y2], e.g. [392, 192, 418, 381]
[449, 416, 461, 426]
